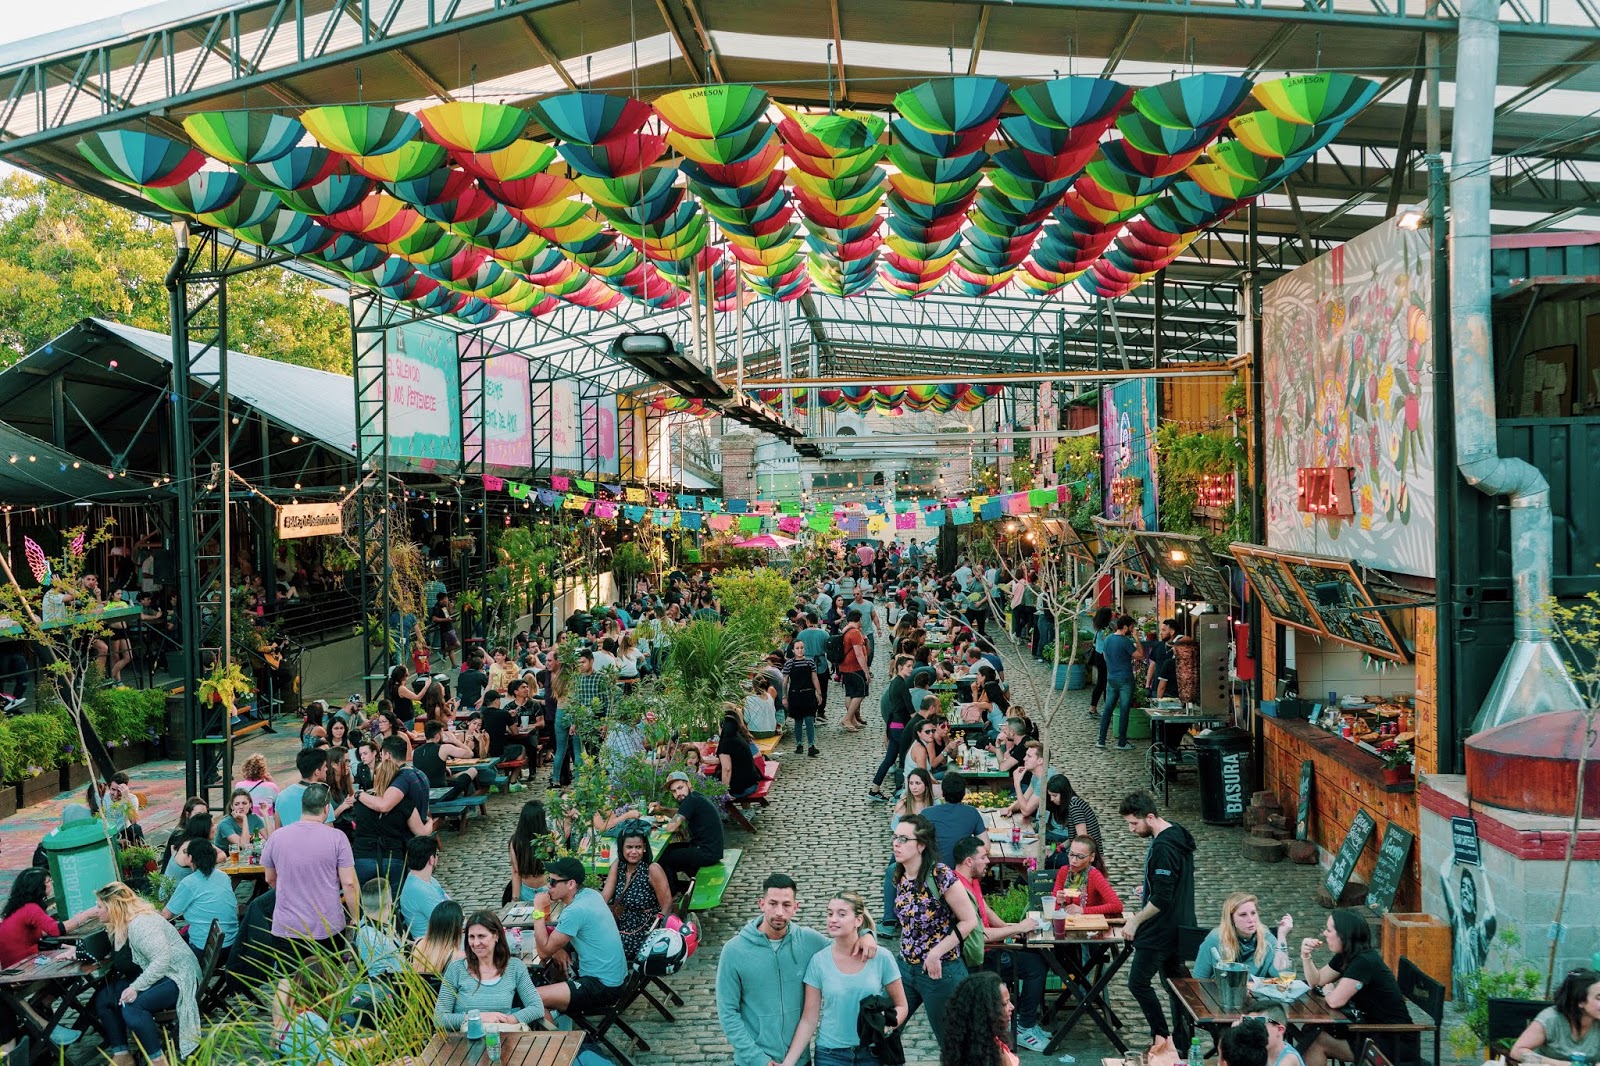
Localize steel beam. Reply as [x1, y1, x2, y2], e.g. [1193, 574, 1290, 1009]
[742, 365, 1236, 388]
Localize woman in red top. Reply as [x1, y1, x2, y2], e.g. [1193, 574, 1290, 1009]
[0, 868, 98, 967]
[1051, 835, 1124, 916]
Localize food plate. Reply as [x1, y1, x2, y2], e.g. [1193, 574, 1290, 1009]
[1249, 975, 1311, 1003]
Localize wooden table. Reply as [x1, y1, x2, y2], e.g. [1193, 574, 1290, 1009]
[981, 810, 1040, 866]
[1019, 921, 1133, 1055]
[417, 1030, 584, 1065]
[0, 952, 108, 1056]
[1168, 975, 1349, 1050]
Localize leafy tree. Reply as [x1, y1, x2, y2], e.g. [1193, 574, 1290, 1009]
[0, 175, 349, 371]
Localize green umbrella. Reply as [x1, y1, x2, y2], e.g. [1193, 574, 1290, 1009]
[195, 186, 284, 230]
[527, 92, 653, 146]
[418, 102, 529, 153]
[887, 144, 987, 184]
[1010, 77, 1131, 131]
[1115, 111, 1218, 156]
[667, 122, 774, 166]
[275, 172, 375, 216]
[893, 77, 1009, 134]
[1227, 111, 1341, 159]
[78, 131, 205, 188]
[181, 111, 304, 166]
[1252, 72, 1380, 126]
[346, 141, 450, 183]
[141, 169, 244, 215]
[1207, 139, 1280, 184]
[1132, 73, 1254, 130]
[655, 85, 769, 139]
[775, 103, 886, 154]
[300, 105, 421, 156]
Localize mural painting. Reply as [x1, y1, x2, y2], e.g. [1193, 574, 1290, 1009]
[1262, 221, 1435, 576]
[1102, 378, 1159, 529]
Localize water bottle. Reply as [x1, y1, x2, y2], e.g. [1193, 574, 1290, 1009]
[465, 1010, 483, 1039]
[485, 1029, 501, 1063]
[1191, 1041, 1206, 1066]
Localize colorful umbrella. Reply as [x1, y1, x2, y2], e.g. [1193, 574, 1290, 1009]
[1011, 77, 1131, 131]
[889, 118, 993, 158]
[1132, 74, 1254, 130]
[894, 77, 1010, 134]
[1115, 111, 1220, 156]
[1207, 139, 1281, 185]
[78, 131, 206, 188]
[452, 139, 557, 183]
[655, 85, 769, 139]
[1227, 111, 1341, 159]
[239, 145, 345, 192]
[233, 211, 335, 255]
[195, 186, 283, 230]
[774, 104, 886, 154]
[301, 105, 421, 157]
[1252, 72, 1380, 126]
[418, 102, 528, 153]
[181, 111, 304, 166]
[275, 172, 375, 216]
[528, 92, 653, 145]
[666, 122, 774, 166]
[346, 141, 449, 182]
[141, 169, 244, 215]
[556, 134, 668, 178]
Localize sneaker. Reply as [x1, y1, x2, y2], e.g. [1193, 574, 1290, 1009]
[1116, 743, 1136, 751]
[1095, 741, 1107, 750]
[808, 746, 820, 757]
[796, 744, 805, 755]
[1, 694, 23, 712]
[1017, 1026, 1051, 1053]
[867, 788, 887, 802]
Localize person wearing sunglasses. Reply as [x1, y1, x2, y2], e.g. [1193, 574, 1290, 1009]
[532, 857, 628, 1016]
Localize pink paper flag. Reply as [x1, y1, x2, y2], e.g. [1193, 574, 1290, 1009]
[778, 516, 802, 533]
[551, 475, 570, 490]
[594, 501, 617, 518]
[708, 514, 735, 531]
[895, 512, 916, 529]
[1007, 493, 1030, 515]
[483, 475, 504, 491]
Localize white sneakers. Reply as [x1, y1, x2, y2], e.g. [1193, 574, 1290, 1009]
[1017, 1025, 1052, 1053]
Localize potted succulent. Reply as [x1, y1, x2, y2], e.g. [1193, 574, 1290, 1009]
[1379, 737, 1415, 787]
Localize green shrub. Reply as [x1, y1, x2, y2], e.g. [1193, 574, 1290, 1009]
[988, 883, 1031, 924]
[4, 711, 70, 779]
[1448, 927, 1542, 1058]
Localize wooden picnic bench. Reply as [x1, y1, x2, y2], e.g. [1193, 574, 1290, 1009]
[724, 758, 780, 832]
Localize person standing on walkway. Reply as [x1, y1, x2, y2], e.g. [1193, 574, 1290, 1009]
[1086, 606, 1114, 720]
[868, 655, 917, 801]
[262, 783, 360, 956]
[783, 638, 822, 757]
[1097, 615, 1141, 751]
[839, 611, 870, 732]
[777, 891, 907, 1066]
[890, 813, 980, 1049]
[717, 873, 880, 1066]
[798, 612, 832, 715]
[1119, 790, 1197, 1057]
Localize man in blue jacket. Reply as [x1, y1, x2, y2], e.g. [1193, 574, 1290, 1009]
[716, 872, 879, 1066]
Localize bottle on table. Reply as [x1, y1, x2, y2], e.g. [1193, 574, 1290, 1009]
[485, 1029, 501, 1062]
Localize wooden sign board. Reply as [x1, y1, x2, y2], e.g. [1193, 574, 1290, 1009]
[1296, 760, 1314, 842]
[1324, 808, 1378, 900]
[1366, 823, 1415, 913]
[1297, 466, 1356, 517]
[1450, 815, 1482, 867]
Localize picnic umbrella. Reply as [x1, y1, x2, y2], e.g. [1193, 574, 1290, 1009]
[1011, 77, 1131, 131]
[301, 105, 420, 157]
[141, 169, 244, 215]
[655, 85, 769, 139]
[453, 139, 557, 183]
[275, 172, 375, 216]
[894, 77, 1010, 134]
[528, 92, 653, 145]
[1207, 139, 1282, 184]
[418, 102, 528, 153]
[240, 145, 344, 192]
[1252, 72, 1380, 126]
[78, 131, 206, 188]
[1227, 111, 1341, 159]
[1132, 73, 1254, 130]
[182, 111, 304, 165]
[556, 134, 668, 178]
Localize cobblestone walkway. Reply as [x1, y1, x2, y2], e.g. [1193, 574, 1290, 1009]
[436, 636, 1353, 1066]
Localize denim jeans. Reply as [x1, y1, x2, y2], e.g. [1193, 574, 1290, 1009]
[815, 1047, 880, 1066]
[553, 707, 574, 784]
[896, 953, 968, 1047]
[96, 976, 180, 1058]
[985, 947, 1048, 1029]
[1128, 942, 1191, 1051]
[881, 863, 897, 927]
[871, 723, 905, 788]
[794, 716, 816, 747]
[1098, 678, 1135, 745]
[355, 855, 406, 898]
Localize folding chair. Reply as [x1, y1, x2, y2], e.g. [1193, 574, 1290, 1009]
[569, 966, 653, 1066]
[1397, 957, 1446, 1066]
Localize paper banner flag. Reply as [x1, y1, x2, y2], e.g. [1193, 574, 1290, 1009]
[778, 516, 803, 533]
[895, 512, 916, 529]
[624, 505, 647, 521]
[867, 515, 887, 534]
[727, 499, 749, 513]
[952, 505, 974, 525]
[682, 513, 703, 530]
[753, 500, 775, 514]
[971, 495, 989, 509]
[653, 508, 674, 525]
[808, 512, 832, 532]
[603, 483, 623, 495]
[593, 502, 618, 518]
[841, 516, 864, 532]
[536, 488, 561, 506]
[575, 478, 596, 494]
[897, 500, 916, 513]
[926, 508, 948, 527]
[708, 514, 734, 531]
[979, 499, 1003, 520]
[1029, 488, 1056, 507]
[483, 475, 505, 491]
[653, 492, 670, 504]
[1007, 493, 1030, 515]
[508, 482, 530, 499]
[779, 501, 801, 514]
[704, 498, 723, 513]
[563, 495, 590, 511]
[552, 475, 570, 490]
[739, 515, 763, 532]
[625, 488, 647, 502]
[677, 494, 698, 508]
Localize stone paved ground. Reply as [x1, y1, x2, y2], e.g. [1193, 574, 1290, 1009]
[435, 635, 1446, 1066]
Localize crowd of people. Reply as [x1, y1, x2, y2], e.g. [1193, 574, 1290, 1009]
[0, 538, 1482, 1066]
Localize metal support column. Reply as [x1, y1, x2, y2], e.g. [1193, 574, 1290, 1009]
[351, 290, 394, 698]
[460, 335, 491, 583]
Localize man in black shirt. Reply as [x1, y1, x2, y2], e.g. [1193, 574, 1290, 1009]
[413, 720, 480, 798]
[1146, 618, 1181, 698]
[655, 771, 724, 896]
[456, 652, 489, 710]
[480, 681, 521, 757]
[1119, 790, 1197, 1057]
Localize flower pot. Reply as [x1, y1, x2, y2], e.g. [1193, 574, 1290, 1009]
[17, 769, 62, 808]
[1067, 663, 1088, 690]
[1383, 767, 1414, 787]
[60, 762, 90, 792]
[1054, 663, 1072, 690]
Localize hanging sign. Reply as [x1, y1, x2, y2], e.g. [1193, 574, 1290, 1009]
[277, 501, 343, 540]
[1451, 815, 1482, 867]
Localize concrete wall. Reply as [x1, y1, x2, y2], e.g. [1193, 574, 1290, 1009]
[300, 633, 368, 702]
[1283, 629, 1418, 701]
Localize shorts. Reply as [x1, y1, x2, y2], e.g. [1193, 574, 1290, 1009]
[842, 672, 868, 699]
[567, 974, 623, 1012]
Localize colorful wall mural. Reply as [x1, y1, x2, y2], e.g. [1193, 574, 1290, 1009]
[1102, 378, 1159, 529]
[1262, 220, 1435, 577]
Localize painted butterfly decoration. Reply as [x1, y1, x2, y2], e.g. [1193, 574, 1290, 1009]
[23, 536, 51, 587]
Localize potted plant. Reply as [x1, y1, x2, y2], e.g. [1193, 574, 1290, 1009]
[118, 842, 160, 891]
[1379, 738, 1415, 787]
[7, 710, 69, 807]
[1447, 928, 1542, 1060]
[197, 661, 253, 711]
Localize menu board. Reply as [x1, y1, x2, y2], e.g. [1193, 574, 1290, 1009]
[1232, 545, 1323, 635]
[1280, 556, 1408, 662]
[1366, 823, 1415, 913]
[1324, 808, 1377, 900]
[1134, 532, 1233, 606]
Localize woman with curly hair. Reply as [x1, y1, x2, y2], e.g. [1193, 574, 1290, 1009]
[939, 971, 1018, 1066]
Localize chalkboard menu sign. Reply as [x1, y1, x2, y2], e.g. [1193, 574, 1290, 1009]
[1282, 558, 1407, 662]
[1451, 816, 1482, 866]
[1296, 760, 1314, 841]
[1366, 823, 1415, 913]
[1323, 808, 1377, 900]
[1135, 532, 1233, 605]
[1231, 545, 1322, 635]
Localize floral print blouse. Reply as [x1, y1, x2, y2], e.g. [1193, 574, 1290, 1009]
[893, 861, 959, 966]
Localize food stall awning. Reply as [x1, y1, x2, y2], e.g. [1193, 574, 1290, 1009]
[1230, 543, 1412, 662]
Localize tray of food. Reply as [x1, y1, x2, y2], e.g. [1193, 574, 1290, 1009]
[1249, 974, 1311, 1003]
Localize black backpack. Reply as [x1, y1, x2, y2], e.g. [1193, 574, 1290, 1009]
[824, 632, 847, 665]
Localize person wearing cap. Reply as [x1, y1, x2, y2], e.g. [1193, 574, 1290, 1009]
[654, 772, 724, 898]
[532, 857, 628, 1013]
[1240, 1005, 1305, 1066]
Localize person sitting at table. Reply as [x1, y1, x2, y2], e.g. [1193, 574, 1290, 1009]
[234, 753, 280, 820]
[398, 836, 451, 939]
[435, 910, 544, 1032]
[718, 706, 763, 800]
[373, 713, 413, 760]
[354, 877, 405, 987]
[532, 857, 629, 1016]
[94, 773, 145, 845]
[1300, 908, 1419, 1066]
[90, 881, 202, 1065]
[156, 796, 209, 872]
[1193, 893, 1293, 979]
[938, 970, 1018, 1066]
[0, 867, 98, 967]
[411, 901, 466, 986]
[1003, 742, 1053, 826]
[164, 814, 227, 886]
[505, 800, 553, 905]
[894, 766, 937, 827]
[601, 822, 673, 958]
[1050, 836, 1123, 916]
[1042, 775, 1105, 866]
[413, 720, 481, 800]
[655, 771, 725, 898]
[951, 835, 1053, 1053]
[901, 713, 947, 785]
[214, 790, 268, 855]
[1220, 1013, 1271, 1066]
[1510, 967, 1600, 1064]
[160, 838, 240, 962]
[1241, 1005, 1305, 1066]
[990, 718, 1028, 776]
[775, 890, 908, 1066]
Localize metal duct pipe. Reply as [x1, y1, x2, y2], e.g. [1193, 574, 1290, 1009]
[1452, 0, 1582, 730]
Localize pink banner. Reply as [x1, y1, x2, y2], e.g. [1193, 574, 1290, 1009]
[778, 516, 802, 533]
[708, 514, 735, 531]
[895, 512, 916, 529]
[483, 475, 504, 491]
[551, 475, 570, 490]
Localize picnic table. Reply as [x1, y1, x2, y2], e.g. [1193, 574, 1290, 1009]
[958, 750, 1016, 793]
[1166, 974, 1437, 1056]
[418, 1030, 584, 1065]
[0, 950, 109, 1056]
[1020, 913, 1133, 1054]
[981, 809, 1040, 867]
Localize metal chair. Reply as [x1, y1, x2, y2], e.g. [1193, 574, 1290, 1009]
[1397, 957, 1446, 1066]
[1487, 997, 1551, 1059]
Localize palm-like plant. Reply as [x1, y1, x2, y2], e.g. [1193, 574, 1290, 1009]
[666, 619, 759, 708]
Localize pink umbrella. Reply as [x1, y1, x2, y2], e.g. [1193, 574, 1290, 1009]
[733, 534, 799, 550]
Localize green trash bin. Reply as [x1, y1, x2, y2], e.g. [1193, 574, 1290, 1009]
[40, 821, 120, 919]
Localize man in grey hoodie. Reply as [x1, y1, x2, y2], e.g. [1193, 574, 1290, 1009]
[716, 872, 879, 1066]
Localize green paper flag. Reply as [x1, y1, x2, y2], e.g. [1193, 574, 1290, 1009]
[574, 478, 596, 494]
[1029, 488, 1056, 507]
[779, 501, 801, 514]
[739, 516, 763, 532]
[808, 512, 832, 532]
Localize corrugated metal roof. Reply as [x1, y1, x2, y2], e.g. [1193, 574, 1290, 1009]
[0, 420, 166, 504]
[94, 319, 357, 457]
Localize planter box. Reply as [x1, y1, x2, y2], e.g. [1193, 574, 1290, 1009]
[17, 769, 61, 808]
[60, 762, 91, 792]
[111, 742, 150, 772]
[0, 786, 16, 821]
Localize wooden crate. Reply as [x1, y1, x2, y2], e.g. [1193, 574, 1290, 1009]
[1382, 911, 1452, 998]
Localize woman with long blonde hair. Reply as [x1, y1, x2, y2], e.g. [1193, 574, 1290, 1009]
[90, 882, 202, 1064]
[777, 891, 908, 1066]
[1192, 891, 1293, 979]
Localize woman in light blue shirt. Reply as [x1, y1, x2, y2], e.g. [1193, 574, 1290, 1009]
[778, 891, 907, 1066]
[160, 839, 239, 959]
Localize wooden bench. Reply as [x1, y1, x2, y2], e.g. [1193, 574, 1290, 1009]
[430, 794, 487, 832]
[688, 848, 741, 911]
[724, 759, 779, 832]
[231, 718, 274, 742]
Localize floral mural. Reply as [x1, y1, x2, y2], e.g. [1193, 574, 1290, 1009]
[1262, 221, 1435, 577]
[1102, 377, 1160, 530]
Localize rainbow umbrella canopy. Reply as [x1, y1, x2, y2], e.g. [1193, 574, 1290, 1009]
[655, 85, 769, 139]
[181, 111, 304, 166]
[528, 91, 653, 145]
[301, 105, 421, 157]
[78, 131, 205, 188]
